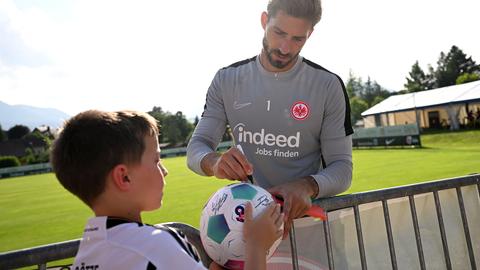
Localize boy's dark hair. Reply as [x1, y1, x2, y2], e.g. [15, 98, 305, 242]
[51, 110, 159, 207]
[267, 0, 322, 27]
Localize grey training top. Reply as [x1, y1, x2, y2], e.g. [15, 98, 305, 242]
[187, 55, 353, 198]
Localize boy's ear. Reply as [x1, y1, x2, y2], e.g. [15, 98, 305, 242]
[111, 164, 131, 191]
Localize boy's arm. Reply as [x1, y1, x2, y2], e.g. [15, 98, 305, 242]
[243, 202, 283, 270]
[244, 242, 268, 270]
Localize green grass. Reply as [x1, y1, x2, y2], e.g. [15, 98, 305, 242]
[0, 159, 231, 253]
[0, 130, 479, 253]
[350, 130, 480, 193]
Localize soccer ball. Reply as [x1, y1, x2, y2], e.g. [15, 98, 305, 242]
[200, 183, 282, 269]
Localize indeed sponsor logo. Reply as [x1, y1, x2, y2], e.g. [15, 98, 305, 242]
[234, 123, 300, 148]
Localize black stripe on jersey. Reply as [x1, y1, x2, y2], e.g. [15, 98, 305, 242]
[146, 261, 157, 270]
[201, 56, 257, 117]
[153, 224, 201, 263]
[106, 217, 143, 229]
[302, 58, 354, 136]
[222, 56, 257, 69]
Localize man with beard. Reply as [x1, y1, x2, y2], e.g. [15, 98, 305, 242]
[187, 0, 353, 267]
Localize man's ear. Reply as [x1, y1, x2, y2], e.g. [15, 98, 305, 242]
[111, 164, 131, 191]
[307, 27, 314, 39]
[261, 11, 268, 30]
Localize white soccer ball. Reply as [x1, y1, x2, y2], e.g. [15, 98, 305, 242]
[200, 183, 282, 270]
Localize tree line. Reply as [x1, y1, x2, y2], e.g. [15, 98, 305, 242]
[348, 45, 480, 124]
[0, 124, 53, 167]
[0, 107, 195, 168]
[1, 45, 479, 167]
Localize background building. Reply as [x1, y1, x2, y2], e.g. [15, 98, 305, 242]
[361, 80, 480, 130]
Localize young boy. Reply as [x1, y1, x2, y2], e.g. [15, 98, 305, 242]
[51, 110, 283, 270]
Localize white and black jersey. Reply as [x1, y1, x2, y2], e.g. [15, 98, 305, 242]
[187, 55, 353, 198]
[71, 217, 206, 270]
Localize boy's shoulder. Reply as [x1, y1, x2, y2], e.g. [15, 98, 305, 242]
[74, 217, 204, 269]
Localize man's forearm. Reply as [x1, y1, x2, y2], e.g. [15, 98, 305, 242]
[312, 135, 353, 198]
[200, 152, 221, 177]
[304, 176, 319, 199]
[311, 159, 352, 198]
[186, 114, 228, 176]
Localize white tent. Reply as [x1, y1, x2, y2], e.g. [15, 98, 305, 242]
[361, 80, 480, 129]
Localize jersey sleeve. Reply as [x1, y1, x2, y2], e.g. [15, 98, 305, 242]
[320, 75, 353, 139]
[187, 70, 228, 176]
[311, 76, 353, 198]
[311, 135, 353, 198]
[147, 225, 207, 270]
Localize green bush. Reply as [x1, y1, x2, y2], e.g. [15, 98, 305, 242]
[0, 156, 21, 168]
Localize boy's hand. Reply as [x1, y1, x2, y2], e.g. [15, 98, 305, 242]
[243, 202, 283, 251]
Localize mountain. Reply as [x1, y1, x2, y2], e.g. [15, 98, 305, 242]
[0, 101, 70, 130]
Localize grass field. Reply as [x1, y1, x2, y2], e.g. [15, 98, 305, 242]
[0, 130, 479, 254]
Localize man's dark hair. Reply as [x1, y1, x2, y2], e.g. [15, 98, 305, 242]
[267, 0, 322, 27]
[51, 110, 159, 207]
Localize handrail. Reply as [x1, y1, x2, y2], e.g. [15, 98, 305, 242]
[0, 239, 79, 269]
[314, 173, 480, 211]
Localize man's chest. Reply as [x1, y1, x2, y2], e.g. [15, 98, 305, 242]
[224, 79, 326, 136]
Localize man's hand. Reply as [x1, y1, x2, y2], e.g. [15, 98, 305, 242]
[200, 147, 253, 181]
[267, 177, 318, 239]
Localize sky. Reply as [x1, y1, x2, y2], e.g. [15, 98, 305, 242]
[1, 0, 480, 120]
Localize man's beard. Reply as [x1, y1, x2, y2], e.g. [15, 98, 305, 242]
[262, 36, 299, 69]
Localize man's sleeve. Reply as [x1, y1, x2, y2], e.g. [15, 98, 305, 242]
[311, 75, 353, 198]
[311, 135, 352, 198]
[187, 70, 228, 176]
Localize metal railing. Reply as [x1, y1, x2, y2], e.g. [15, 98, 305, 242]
[1, 174, 478, 269]
[310, 174, 480, 270]
[0, 239, 79, 270]
[0, 163, 52, 179]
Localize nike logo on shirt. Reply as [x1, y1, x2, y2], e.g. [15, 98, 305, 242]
[233, 101, 252, 110]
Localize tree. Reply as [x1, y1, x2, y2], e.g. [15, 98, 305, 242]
[25, 130, 52, 147]
[345, 71, 363, 98]
[7, 125, 30, 140]
[0, 156, 21, 168]
[362, 77, 391, 107]
[404, 61, 433, 92]
[405, 46, 479, 91]
[372, 96, 386, 106]
[0, 124, 5, 141]
[456, 73, 480, 85]
[434, 45, 480, 88]
[345, 72, 391, 122]
[150, 108, 194, 146]
[174, 112, 193, 141]
[148, 107, 166, 143]
[350, 97, 369, 124]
